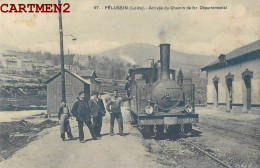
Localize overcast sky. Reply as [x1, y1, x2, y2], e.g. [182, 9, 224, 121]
[0, 0, 259, 56]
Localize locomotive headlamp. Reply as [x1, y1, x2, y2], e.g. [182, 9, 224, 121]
[145, 105, 154, 115]
[184, 105, 192, 113]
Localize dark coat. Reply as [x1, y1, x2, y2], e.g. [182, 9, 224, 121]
[89, 98, 106, 118]
[71, 98, 91, 121]
[125, 80, 132, 90]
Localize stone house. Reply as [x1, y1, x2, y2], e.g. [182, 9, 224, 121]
[201, 40, 260, 114]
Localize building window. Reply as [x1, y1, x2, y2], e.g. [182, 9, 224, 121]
[225, 73, 234, 110]
[218, 54, 227, 67]
[212, 76, 219, 107]
[135, 74, 143, 80]
[242, 69, 253, 111]
[225, 73, 234, 109]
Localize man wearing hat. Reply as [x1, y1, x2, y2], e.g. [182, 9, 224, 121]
[89, 91, 106, 137]
[71, 91, 97, 142]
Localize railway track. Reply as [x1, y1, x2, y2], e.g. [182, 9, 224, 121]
[197, 122, 260, 139]
[179, 139, 232, 168]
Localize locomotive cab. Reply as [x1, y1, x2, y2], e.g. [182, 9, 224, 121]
[128, 43, 199, 138]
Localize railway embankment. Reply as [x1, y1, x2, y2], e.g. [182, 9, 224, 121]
[141, 108, 259, 168]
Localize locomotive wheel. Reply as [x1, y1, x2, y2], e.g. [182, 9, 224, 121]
[184, 124, 192, 133]
[141, 126, 154, 139]
[154, 126, 164, 138]
[166, 125, 180, 139]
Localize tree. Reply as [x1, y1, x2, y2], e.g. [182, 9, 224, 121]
[177, 69, 183, 86]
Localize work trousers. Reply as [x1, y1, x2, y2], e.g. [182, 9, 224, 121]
[60, 120, 73, 139]
[77, 120, 97, 141]
[126, 89, 131, 97]
[61, 132, 73, 139]
[93, 115, 103, 137]
[110, 112, 123, 134]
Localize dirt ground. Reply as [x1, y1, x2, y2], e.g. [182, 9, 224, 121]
[0, 106, 161, 168]
[0, 105, 259, 168]
[0, 119, 58, 161]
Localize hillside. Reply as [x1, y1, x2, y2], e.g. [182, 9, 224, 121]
[0, 43, 22, 54]
[97, 43, 216, 72]
[0, 42, 217, 75]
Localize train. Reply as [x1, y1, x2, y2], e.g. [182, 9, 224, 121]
[127, 44, 199, 138]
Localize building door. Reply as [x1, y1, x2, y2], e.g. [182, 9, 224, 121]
[226, 78, 233, 109]
[244, 75, 251, 110]
[214, 80, 219, 107]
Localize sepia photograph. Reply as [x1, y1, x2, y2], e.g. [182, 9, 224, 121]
[0, 0, 259, 167]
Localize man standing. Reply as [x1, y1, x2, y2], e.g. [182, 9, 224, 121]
[106, 89, 131, 136]
[89, 91, 106, 137]
[125, 77, 132, 98]
[71, 91, 97, 143]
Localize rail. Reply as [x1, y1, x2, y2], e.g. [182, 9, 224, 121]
[198, 122, 260, 139]
[179, 139, 232, 168]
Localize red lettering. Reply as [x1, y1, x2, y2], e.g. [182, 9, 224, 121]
[27, 4, 36, 13]
[45, 4, 53, 13]
[9, 4, 18, 13]
[35, 4, 45, 13]
[63, 3, 70, 13]
[18, 4, 27, 13]
[0, 3, 71, 13]
[53, 4, 62, 13]
[1, 4, 9, 13]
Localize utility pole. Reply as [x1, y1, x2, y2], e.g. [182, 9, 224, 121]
[58, 0, 66, 102]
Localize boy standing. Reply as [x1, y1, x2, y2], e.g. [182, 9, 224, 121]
[58, 100, 75, 141]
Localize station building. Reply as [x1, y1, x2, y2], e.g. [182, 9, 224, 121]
[201, 40, 260, 114]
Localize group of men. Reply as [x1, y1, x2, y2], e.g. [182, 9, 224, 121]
[58, 89, 130, 143]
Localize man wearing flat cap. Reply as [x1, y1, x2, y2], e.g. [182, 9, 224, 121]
[89, 91, 106, 137]
[71, 91, 97, 142]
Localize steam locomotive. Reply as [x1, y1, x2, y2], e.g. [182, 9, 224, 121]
[127, 44, 199, 138]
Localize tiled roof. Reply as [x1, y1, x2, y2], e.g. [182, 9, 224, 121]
[201, 40, 260, 70]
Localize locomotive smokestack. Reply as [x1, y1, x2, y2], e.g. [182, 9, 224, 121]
[159, 44, 170, 80]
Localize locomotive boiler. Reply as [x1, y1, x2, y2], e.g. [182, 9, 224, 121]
[127, 44, 199, 138]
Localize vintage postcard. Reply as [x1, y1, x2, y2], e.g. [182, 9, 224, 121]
[0, 0, 259, 167]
